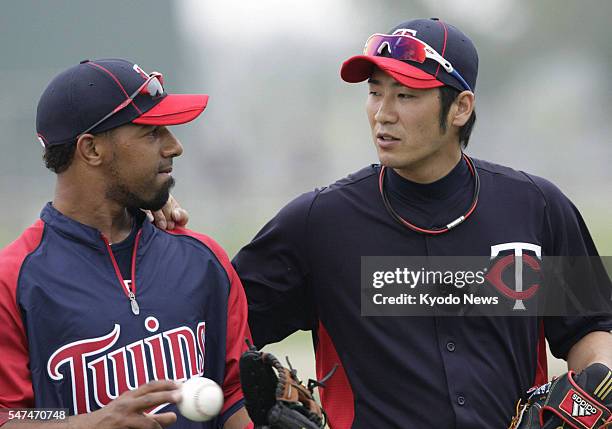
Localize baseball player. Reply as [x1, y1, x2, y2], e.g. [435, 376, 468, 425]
[0, 59, 251, 428]
[229, 19, 612, 428]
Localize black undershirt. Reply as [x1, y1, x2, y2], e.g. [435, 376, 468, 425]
[109, 220, 138, 280]
[385, 156, 473, 229]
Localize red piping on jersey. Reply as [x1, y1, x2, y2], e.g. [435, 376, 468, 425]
[86, 62, 143, 114]
[102, 229, 142, 300]
[168, 226, 253, 418]
[534, 321, 548, 387]
[316, 322, 355, 429]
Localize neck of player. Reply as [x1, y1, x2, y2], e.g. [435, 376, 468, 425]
[52, 175, 133, 244]
[392, 145, 462, 184]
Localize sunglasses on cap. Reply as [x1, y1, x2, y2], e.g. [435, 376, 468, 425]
[363, 33, 472, 92]
[78, 72, 166, 136]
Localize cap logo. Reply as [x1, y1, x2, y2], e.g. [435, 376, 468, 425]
[392, 28, 418, 37]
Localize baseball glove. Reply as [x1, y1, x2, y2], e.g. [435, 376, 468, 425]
[508, 363, 612, 429]
[239, 340, 334, 429]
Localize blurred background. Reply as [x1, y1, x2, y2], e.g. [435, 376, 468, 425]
[1, 0, 611, 383]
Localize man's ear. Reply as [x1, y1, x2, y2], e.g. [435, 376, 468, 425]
[451, 91, 475, 127]
[75, 133, 106, 167]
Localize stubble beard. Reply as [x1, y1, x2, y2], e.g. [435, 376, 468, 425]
[106, 158, 175, 211]
[106, 176, 175, 212]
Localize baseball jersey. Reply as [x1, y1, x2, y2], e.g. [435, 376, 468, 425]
[233, 158, 612, 428]
[0, 203, 251, 428]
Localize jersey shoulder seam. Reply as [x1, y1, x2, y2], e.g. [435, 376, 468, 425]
[303, 166, 378, 271]
[161, 229, 231, 285]
[15, 222, 48, 311]
[307, 165, 378, 221]
[475, 163, 549, 207]
[515, 171, 550, 209]
[317, 165, 378, 196]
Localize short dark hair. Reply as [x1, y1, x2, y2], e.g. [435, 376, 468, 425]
[43, 141, 77, 174]
[438, 86, 476, 149]
[43, 129, 114, 174]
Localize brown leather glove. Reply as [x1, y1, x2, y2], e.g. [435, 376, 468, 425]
[239, 340, 333, 429]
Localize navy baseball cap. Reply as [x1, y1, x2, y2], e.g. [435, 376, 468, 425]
[36, 58, 209, 147]
[341, 18, 478, 92]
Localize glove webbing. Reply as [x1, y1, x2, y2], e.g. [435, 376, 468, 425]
[262, 352, 324, 427]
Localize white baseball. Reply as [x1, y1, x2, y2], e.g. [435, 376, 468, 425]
[177, 377, 224, 422]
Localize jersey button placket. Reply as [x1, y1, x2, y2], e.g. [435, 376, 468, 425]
[433, 316, 472, 427]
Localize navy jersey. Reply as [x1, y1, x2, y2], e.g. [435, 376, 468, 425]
[0, 203, 251, 428]
[233, 158, 612, 428]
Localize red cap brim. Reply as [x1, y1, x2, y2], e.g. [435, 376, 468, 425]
[341, 55, 444, 89]
[133, 94, 209, 126]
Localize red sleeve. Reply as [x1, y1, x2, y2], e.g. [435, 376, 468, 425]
[170, 228, 252, 416]
[0, 221, 45, 414]
[219, 259, 251, 416]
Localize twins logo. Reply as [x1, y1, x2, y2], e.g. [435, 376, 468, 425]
[392, 28, 418, 37]
[47, 317, 206, 415]
[486, 242, 542, 310]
